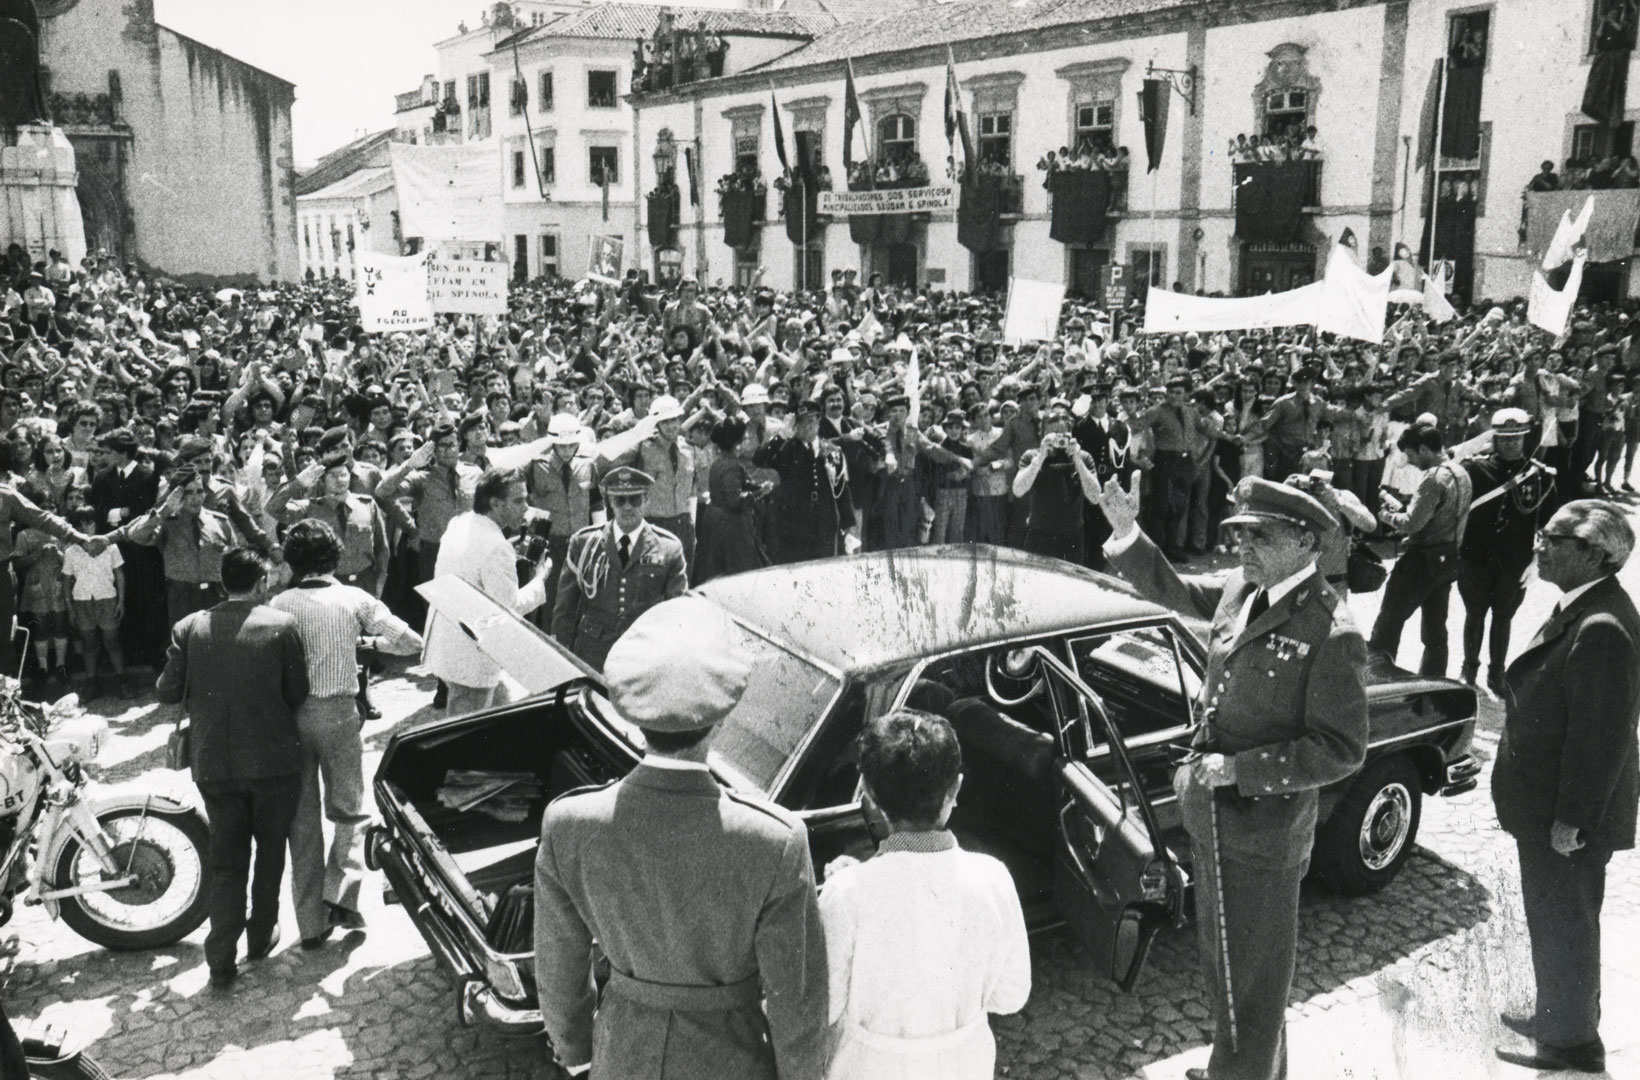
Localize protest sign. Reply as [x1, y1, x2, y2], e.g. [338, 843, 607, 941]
[428, 258, 508, 315]
[587, 235, 624, 284]
[1001, 278, 1067, 346]
[817, 185, 956, 216]
[356, 252, 432, 331]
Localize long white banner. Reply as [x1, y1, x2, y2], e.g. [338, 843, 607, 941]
[391, 142, 503, 242]
[817, 185, 956, 216]
[428, 258, 508, 315]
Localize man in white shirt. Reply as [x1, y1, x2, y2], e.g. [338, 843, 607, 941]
[422, 467, 553, 715]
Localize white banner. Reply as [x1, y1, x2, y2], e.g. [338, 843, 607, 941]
[356, 252, 433, 332]
[1144, 283, 1324, 334]
[391, 143, 503, 242]
[428, 258, 508, 315]
[1002, 278, 1067, 346]
[817, 185, 956, 217]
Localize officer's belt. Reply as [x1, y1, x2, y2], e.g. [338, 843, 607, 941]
[604, 968, 762, 1012]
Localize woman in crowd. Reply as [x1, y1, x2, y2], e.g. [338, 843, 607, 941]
[691, 416, 770, 584]
[819, 709, 1031, 1080]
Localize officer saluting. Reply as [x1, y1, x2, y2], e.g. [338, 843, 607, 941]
[534, 597, 829, 1080]
[754, 399, 856, 563]
[1096, 474, 1369, 1080]
[551, 466, 687, 671]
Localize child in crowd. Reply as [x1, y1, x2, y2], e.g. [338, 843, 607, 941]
[12, 518, 70, 683]
[61, 505, 128, 700]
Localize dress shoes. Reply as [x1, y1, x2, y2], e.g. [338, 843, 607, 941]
[245, 924, 281, 962]
[1495, 1039, 1606, 1073]
[300, 926, 334, 951]
[325, 901, 366, 932]
[1497, 1011, 1534, 1039]
[1184, 1069, 1211, 1080]
[208, 965, 237, 989]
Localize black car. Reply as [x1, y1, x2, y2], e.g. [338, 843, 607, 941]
[367, 546, 1479, 1036]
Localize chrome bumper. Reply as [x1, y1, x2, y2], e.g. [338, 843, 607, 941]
[1440, 753, 1481, 796]
[368, 827, 547, 1039]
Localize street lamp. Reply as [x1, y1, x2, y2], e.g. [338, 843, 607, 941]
[653, 127, 677, 184]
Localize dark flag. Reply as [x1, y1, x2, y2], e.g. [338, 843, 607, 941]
[683, 145, 699, 206]
[600, 165, 610, 222]
[944, 46, 975, 176]
[771, 84, 790, 175]
[844, 58, 864, 171]
[1138, 79, 1169, 173]
[1415, 59, 1443, 171]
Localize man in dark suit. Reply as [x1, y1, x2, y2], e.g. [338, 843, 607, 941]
[1073, 382, 1128, 569]
[156, 548, 310, 988]
[534, 597, 828, 1079]
[551, 467, 688, 671]
[1098, 475, 1369, 1080]
[755, 399, 856, 563]
[1493, 500, 1640, 1074]
[88, 428, 165, 666]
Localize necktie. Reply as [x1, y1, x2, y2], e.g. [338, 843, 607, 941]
[1246, 589, 1270, 624]
[668, 441, 679, 473]
[618, 534, 631, 568]
[559, 461, 572, 497]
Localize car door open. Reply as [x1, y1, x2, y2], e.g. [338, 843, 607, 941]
[1006, 645, 1186, 992]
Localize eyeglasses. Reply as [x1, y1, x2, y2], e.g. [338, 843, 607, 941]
[1536, 529, 1587, 548]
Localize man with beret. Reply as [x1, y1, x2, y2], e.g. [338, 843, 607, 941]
[1245, 365, 1325, 484]
[1073, 382, 1130, 569]
[526, 414, 602, 623]
[552, 466, 688, 671]
[754, 398, 856, 562]
[1096, 474, 1369, 1080]
[1457, 407, 1559, 693]
[172, 437, 275, 553]
[1384, 350, 1485, 448]
[534, 596, 828, 1080]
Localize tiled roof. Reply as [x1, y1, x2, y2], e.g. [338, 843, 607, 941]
[504, 4, 838, 45]
[297, 167, 393, 202]
[750, 0, 1195, 73]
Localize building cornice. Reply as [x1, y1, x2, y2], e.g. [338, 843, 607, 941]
[629, 0, 1387, 106]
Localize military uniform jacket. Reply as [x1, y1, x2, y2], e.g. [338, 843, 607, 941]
[533, 764, 828, 1080]
[753, 435, 856, 559]
[550, 521, 688, 671]
[1493, 575, 1640, 852]
[1110, 532, 1369, 869]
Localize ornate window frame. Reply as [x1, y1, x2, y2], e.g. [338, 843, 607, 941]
[1253, 44, 1320, 137]
[1056, 58, 1130, 149]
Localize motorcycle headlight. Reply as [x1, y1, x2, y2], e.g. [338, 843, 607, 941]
[46, 715, 109, 767]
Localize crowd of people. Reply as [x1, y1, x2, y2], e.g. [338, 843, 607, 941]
[1527, 155, 1640, 192]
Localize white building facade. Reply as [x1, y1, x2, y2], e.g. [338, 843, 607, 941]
[628, 0, 1640, 304]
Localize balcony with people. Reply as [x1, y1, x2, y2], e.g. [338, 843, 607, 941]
[633, 14, 730, 93]
[1229, 125, 1324, 242]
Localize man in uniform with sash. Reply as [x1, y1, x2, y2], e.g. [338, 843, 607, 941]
[1096, 475, 1369, 1080]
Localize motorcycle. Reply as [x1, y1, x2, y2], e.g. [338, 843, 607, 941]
[0, 672, 210, 951]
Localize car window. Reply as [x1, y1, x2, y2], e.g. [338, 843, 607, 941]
[913, 639, 1066, 738]
[1068, 624, 1198, 748]
[708, 623, 842, 794]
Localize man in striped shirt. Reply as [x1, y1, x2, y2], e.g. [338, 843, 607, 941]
[270, 520, 422, 949]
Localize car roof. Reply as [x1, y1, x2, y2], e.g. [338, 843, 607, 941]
[692, 544, 1168, 675]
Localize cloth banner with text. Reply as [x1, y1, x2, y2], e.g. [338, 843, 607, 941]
[817, 185, 955, 216]
[427, 258, 507, 316]
[390, 143, 504, 242]
[1524, 190, 1640, 265]
[356, 251, 433, 331]
[1144, 242, 1389, 342]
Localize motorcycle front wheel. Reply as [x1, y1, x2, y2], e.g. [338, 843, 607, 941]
[51, 807, 211, 951]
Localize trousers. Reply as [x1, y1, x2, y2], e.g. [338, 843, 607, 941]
[1369, 545, 1457, 676]
[288, 695, 368, 939]
[197, 774, 300, 975]
[1457, 556, 1529, 675]
[1201, 855, 1304, 1080]
[1517, 836, 1610, 1050]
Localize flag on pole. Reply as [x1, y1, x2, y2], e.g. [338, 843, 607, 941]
[1421, 269, 1457, 323]
[600, 164, 610, 221]
[771, 84, 790, 175]
[682, 145, 699, 206]
[944, 47, 974, 176]
[843, 58, 864, 171]
[1138, 79, 1169, 173]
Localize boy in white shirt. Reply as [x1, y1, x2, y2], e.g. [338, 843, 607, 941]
[61, 507, 128, 700]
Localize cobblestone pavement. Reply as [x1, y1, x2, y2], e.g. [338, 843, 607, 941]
[6, 499, 1640, 1079]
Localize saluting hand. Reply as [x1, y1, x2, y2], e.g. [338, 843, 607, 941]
[1097, 470, 1143, 538]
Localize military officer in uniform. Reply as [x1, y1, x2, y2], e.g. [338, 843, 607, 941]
[597, 394, 697, 567]
[551, 467, 688, 671]
[754, 399, 856, 563]
[534, 597, 829, 1080]
[1457, 407, 1559, 693]
[1097, 474, 1369, 1080]
[525, 414, 602, 625]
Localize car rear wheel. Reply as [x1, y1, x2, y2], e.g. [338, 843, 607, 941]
[1311, 756, 1422, 896]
